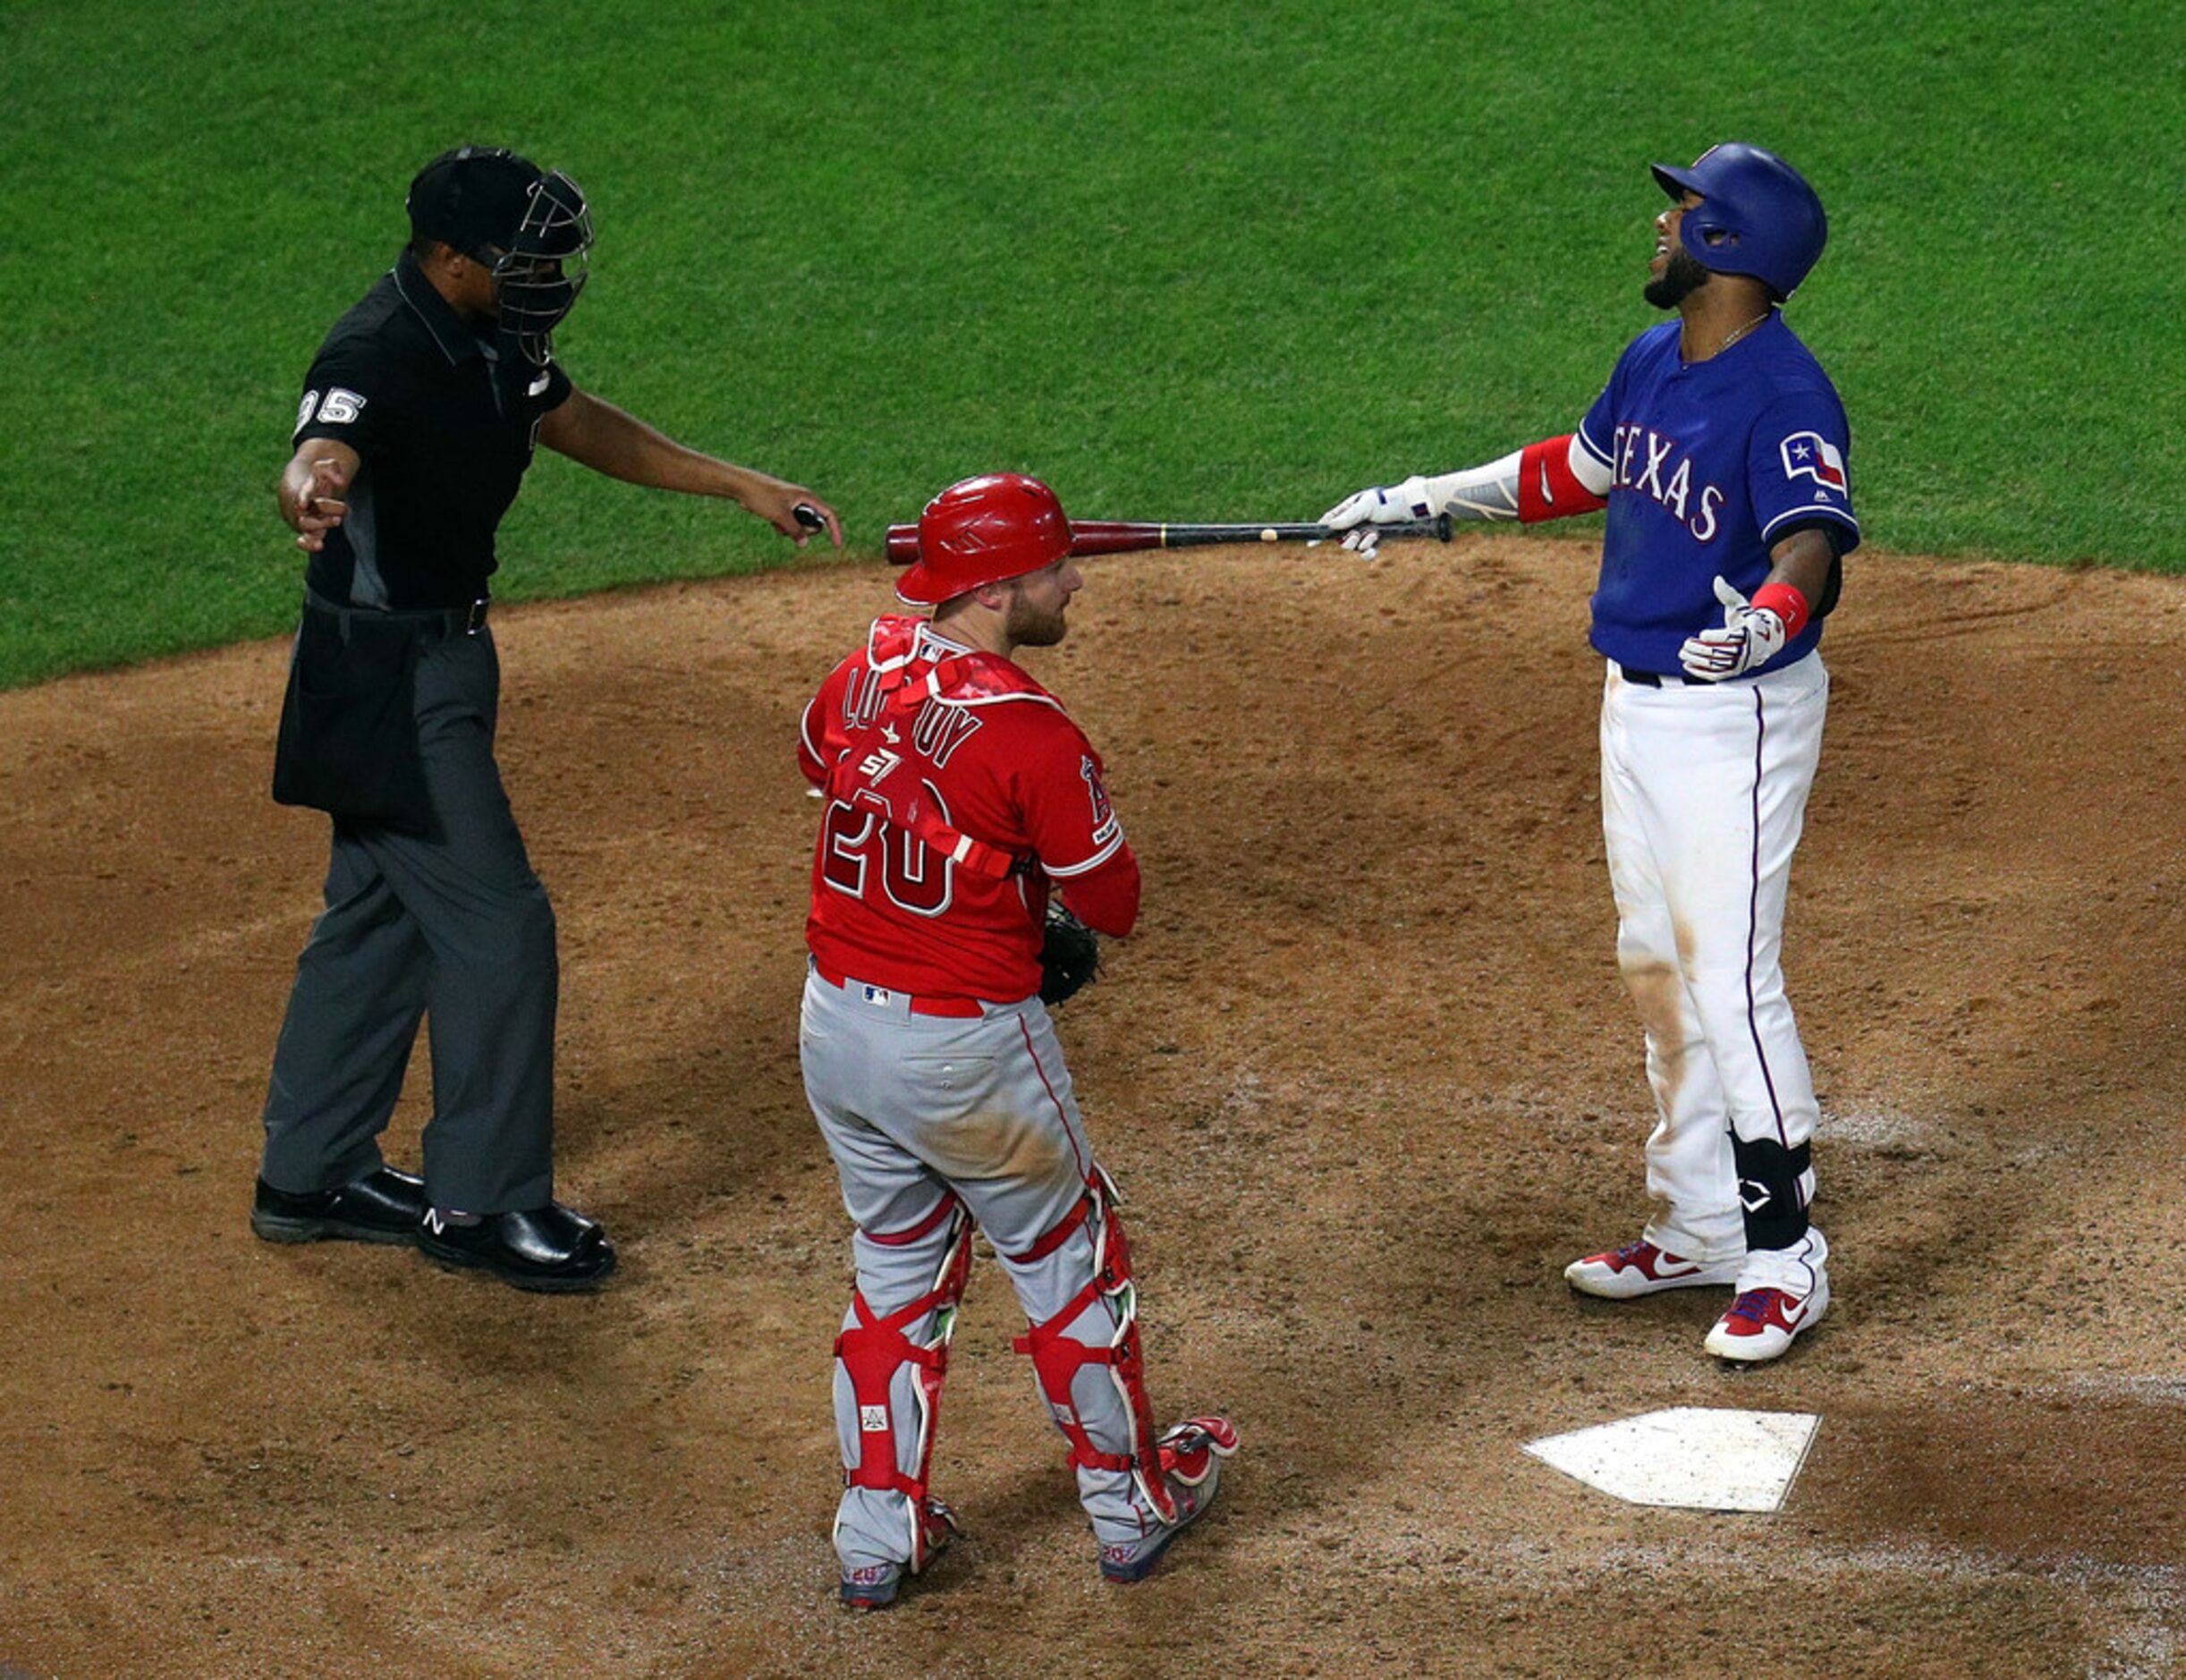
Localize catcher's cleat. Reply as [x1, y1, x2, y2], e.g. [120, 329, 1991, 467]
[1705, 1277, 1829, 1363]
[250, 1167, 425, 1246]
[838, 1498, 959, 1610]
[1097, 1418, 1238, 1584]
[414, 1202, 616, 1293]
[1565, 1239, 1740, 1299]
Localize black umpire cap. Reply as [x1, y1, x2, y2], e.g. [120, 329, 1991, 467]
[407, 145, 556, 259]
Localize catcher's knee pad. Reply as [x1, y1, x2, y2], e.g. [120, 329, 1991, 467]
[834, 1195, 974, 1569]
[1007, 1167, 1182, 1524]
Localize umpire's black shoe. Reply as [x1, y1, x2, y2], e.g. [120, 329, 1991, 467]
[415, 1203, 617, 1294]
[251, 1167, 427, 1246]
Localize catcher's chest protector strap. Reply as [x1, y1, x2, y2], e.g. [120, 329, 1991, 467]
[828, 622, 1057, 881]
[835, 1201, 974, 1517]
[1006, 1175, 1181, 1524]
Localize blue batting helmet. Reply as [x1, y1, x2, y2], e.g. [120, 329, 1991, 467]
[1650, 143, 1827, 301]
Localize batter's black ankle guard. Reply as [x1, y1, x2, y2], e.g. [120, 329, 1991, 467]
[1730, 1136, 1812, 1252]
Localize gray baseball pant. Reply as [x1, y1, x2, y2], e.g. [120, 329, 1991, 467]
[800, 969, 1172, 1570]
[260, 630, 557, 1214]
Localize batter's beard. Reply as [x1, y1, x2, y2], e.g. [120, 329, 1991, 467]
[1645, 248, 1712, 310]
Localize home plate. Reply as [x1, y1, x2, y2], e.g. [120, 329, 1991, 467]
[1522, 1408, 1820, 1512]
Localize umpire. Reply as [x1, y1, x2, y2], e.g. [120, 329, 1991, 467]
[252, 145, 842, 1291]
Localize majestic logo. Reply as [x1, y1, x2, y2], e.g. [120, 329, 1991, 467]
[1780, 431, 1847, 491]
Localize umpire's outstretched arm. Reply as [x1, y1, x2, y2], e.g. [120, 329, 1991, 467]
[538, 388, 843, 548]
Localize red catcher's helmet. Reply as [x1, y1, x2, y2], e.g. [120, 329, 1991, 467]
[896, 473, 1072, 606]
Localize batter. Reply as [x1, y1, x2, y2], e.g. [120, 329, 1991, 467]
[797, 473, 1237, 1606]
[1322, 144, 1857, 1364]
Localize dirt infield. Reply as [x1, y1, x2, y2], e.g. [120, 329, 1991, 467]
[2, 538, 2182, 1679]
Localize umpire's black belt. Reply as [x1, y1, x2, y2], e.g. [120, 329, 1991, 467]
[305, 590, 488, 640]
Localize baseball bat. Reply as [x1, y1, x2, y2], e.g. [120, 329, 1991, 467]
[881, 513, 1453, 565]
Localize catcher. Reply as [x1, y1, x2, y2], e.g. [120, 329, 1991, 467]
[794, 472, 1238, 1607]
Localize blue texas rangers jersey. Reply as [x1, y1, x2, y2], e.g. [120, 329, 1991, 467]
[1575, 315, 1858, 675]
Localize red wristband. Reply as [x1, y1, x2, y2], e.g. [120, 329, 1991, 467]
[1750, 581, 1811, 641]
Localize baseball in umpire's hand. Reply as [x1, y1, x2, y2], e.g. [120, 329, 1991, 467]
[740, 477, 843, 548]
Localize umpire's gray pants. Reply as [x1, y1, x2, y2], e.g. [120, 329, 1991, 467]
[260, 629, 557, 1213]
[801, 970, 1173, 1570]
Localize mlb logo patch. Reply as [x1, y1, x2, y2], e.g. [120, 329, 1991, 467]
[860, 985, 893, 1006]
[1780, 431, 1847, 491]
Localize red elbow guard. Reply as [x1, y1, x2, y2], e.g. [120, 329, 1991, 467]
[1517, 436, 1609, 523]
[1750, 581, 1812, 641]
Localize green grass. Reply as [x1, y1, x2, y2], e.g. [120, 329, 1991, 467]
[3, 0, 2182, 688]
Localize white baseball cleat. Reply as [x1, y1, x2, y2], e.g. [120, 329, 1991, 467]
[1565, 1239, 1741, 1299]
[1704, 1277, 1830, 1363]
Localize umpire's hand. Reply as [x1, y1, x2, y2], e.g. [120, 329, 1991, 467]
[278, 442, 360, 553]
[737, 474, 843, 550]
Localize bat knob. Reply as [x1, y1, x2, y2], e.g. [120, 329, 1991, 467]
[792, 503, 826, 531]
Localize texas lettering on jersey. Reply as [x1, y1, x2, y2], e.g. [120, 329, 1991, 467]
[1609, 422, 1724, 542]
[1580, 317, 1858, 675]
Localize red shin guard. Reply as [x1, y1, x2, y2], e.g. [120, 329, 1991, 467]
[834, 1198, 974, 1568]
[1009, 1174, 1179, 1523]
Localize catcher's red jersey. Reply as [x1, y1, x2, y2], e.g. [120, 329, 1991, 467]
[799, 617, 1133, 1002]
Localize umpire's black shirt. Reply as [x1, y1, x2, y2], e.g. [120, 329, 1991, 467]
[292, 250, 572, 610]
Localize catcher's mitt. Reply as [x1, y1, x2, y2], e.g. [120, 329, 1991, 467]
[1038, 904, 1103, 1005]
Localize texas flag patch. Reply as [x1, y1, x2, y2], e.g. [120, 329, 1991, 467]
[1780, 431, 1848, 491]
